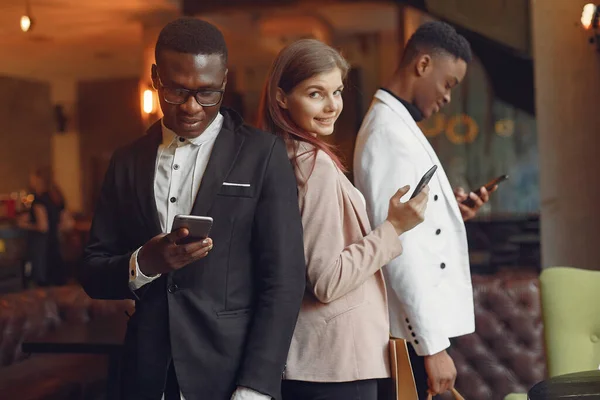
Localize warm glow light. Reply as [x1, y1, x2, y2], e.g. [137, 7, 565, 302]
[143, 89, 155, 114]
[581, 3, 597, 30]
[20, 15, 31, 32]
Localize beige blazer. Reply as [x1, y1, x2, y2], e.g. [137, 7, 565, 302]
[284, 142, 403, 382]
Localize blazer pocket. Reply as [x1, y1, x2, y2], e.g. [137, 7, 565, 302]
[217, 184, 254, 198]
[325, 303, 366, 324]
[216, 308, 252, 319]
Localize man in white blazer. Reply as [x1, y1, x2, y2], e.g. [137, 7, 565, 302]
[353, 22, 494, 398]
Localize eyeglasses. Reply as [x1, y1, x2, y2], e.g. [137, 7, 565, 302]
[156, 74, 225, 107]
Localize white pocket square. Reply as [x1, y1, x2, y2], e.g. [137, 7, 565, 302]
[222, 182, 251, 188]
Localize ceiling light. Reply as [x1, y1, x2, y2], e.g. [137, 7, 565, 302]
[20, 15, 32, 32]
[20, 0, 34, 32]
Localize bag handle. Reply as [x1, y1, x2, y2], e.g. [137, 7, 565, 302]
[426, 388, 464, 400]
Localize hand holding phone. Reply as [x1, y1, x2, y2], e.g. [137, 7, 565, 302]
[137, 215, 214, 277]
[171, 215, 213, 245]
[410, 165, 438, 199]
[461, 174, 508, 208]
[386, 167, 434, 235]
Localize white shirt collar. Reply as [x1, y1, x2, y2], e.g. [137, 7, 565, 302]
[160, 112, 224, 147]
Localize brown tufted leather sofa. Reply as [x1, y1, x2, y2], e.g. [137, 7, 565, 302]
[0, 273, 544, 400]
[0, 285, 133, 400]
[447, 271, 546, 400]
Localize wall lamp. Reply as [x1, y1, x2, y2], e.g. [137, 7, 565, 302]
[581, 3, 600, 51]
[143, 88, 156, 115]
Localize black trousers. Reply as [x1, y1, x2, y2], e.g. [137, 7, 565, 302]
[408, 344, 441, 400]
[282, 379, 380, 400]
[164, 361, 181, 400]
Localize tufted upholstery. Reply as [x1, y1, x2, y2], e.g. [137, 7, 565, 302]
[0, 275, 545, 400]
[0, 285, 133, 399]
[447, 271, 546, 400]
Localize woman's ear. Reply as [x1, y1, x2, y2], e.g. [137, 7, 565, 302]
[275, 88, 288, 109]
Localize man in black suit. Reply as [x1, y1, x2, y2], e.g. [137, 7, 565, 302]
[80, 18, 306, 400]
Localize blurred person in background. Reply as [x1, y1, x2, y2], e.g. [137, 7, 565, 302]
[18, 166, 72, 286]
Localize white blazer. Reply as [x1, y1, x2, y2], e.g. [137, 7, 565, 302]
[353, 89, 475, 356]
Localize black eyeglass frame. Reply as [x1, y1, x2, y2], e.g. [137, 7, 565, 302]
[154, 72, 225, 107]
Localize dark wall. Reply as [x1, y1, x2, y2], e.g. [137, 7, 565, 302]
[400, 0, 535, 114]
[0, 76, 53, 193]
[78, 77, 144, 213]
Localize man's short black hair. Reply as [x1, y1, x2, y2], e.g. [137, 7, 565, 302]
[155, 17, 228, 65]
[402, 21, 472, 65]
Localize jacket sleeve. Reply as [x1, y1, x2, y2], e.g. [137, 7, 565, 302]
[354, 117, 451, 356]
[236, 138, 306, 398]
[79, 152, 136, 300]
[299, 151, 403, 304]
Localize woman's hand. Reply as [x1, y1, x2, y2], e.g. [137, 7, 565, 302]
[386, 185, 429, 236]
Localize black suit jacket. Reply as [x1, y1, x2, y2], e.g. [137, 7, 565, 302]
[80, 108, 306, 400]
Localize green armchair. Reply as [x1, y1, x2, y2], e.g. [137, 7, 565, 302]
[504, 267, 600, 400]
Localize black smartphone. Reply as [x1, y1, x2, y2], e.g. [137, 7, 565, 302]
[171, 215, 213, 245]
[410, 165, 438, 199]
[462, 174, 509, 207]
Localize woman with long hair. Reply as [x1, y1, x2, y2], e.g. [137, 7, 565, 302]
[258, 39, 430, 400]
[18, 166, 69, 286]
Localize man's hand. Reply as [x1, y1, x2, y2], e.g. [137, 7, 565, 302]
[455, 186, 495, 221]
[424, 350, 457, 395]
[137, 228, 213, 277]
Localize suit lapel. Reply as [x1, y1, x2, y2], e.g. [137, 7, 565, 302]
[135, 121, 162, 236]
[375, 90, 463, 224]
[375, 91, 439, 165]
[190, 116, 245, 217]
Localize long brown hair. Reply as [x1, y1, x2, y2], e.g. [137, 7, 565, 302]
[257, 39, 350, 174]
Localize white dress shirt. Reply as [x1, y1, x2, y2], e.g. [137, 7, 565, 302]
[129, 114, 223, 290]
[126, 114, 270, 400]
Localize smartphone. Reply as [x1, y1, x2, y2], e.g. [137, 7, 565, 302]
[171, 215, 213, 245]
[410, 165, 438, 199]
[462, 174, 509, 207]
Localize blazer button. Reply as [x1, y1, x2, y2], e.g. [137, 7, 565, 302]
[434, 195, 439, 201]
[170, 197, 177, 203]
[440, 263, 446, 269]
[436, 229, 441, 235]
[168, 283, 179, 293]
